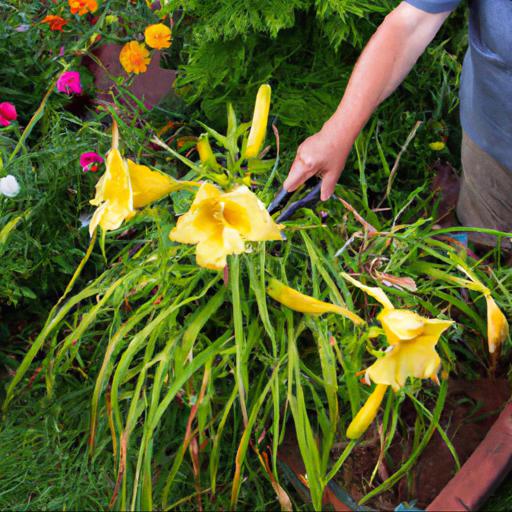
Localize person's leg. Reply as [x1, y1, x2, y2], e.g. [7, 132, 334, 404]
[456, 132, 512, 248]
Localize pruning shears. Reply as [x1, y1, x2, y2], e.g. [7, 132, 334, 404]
[267, 177, 323, 222]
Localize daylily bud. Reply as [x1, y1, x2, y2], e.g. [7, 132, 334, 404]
[346, 384, 388, 440]
[267, 278, 364, 325]
[197, 134, 219, 170]
[245, 84, 271, 159]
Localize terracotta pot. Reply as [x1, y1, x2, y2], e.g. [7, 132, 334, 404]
[427, 401, 512, 512]
[278, 397, 512, 511]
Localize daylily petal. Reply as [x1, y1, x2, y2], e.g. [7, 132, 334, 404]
[90, 174, 106, 206]
[341, 272, 395, 310]
[221, 198, 252, 235]
[486, 295, 509, 354]
[267, 278, 364, 325]
[192, 182, 222, 209]
[195, 226, 245, 270]
[100, 149, 133, 207]
[366, 335, 441, 391]
[346, 384, 388, 440]
[378, 309, 425, 345]
[222, 186, 283, 241]
[422, 318, 454, 339]
[127, 160, 198, 209]
[170, 199, 221, 245]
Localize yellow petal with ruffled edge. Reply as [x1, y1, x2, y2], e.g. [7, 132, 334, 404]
[196, 226, 246, 270]
[221, 186, 283, 241]
[346, 384, 388, 439]
[486, 294, 509, 353]
[267, 279, 365, 325]
[90, 174, 106, 206]
[89, 149, 133, 235]
[366, 335, 443, 391]
[102, 149, 133, 205]
[378, 309, 426, 345]
[170, 200, 221, 245]
[341, 272, 395, 310]
[127, 160, 199, 209]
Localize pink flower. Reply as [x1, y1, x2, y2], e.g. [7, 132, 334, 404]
[0, 102, 17, 127]
[56, 71, 82, 95]
[80, 152, 104, 172]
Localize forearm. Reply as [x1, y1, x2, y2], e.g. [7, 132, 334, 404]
[324, 2, 450, 150]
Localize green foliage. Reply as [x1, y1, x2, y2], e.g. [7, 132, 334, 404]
[0, 381, 114, 511]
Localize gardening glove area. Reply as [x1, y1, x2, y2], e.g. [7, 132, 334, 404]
[1, 2, 511, 511]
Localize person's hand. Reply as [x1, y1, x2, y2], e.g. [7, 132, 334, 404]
[283, 123, 351, 201]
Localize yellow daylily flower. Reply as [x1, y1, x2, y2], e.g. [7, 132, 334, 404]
[90, 122, 198, 236]
[456, 265, 509, 354]
[366, 334, 445, 391]
[267, 278, 365, 325]
[346, 384, 388, 440]
[169, 183, 283, 270]
[342, 273, 453, 438]
[245, 84, 271, 159]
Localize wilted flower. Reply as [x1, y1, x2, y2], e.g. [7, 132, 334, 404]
[144, 23, 172, 50]
[0, 175, 21, 198]
[455, 265, 509, 354]
[41, 15, 68, 31]
[80, 152, 104, 172]
[267, 278, 364, 325]
[170, 183, 283, 270]
[68, 0, 98, 16]
[0, 102, 17, 127]
[56, 71, 82, 95]
[119, 41, 151, 74]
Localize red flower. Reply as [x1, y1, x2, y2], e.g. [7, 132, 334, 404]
[41, 15, 68, 32]
[0, 102, 17, 127]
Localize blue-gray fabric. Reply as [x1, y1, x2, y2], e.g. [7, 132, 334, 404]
[405, 0, 512, 170]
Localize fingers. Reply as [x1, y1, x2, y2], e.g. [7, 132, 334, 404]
[283, 155, 317, 192]
[320, 170, 340, 201]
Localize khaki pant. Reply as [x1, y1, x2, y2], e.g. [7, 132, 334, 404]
[457, 132, 512, 248]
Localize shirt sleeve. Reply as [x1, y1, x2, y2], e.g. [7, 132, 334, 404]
[404, 0, 462, 13]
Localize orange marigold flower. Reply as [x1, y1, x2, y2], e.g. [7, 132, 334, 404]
[119, 41, 151, 74]
[144, 23, 172, 50]
[68, 0, 98, 16]
[41, 15, 68, 32]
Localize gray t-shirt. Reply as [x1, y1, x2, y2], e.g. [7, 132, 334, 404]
[405, 0, 512, 170]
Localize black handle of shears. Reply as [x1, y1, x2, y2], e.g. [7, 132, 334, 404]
[275, 182, 322, 223]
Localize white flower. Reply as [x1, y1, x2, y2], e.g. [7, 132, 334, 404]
[0, 175, 21, 198]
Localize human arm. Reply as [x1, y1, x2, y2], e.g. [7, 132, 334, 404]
[283, 1, 453, 200]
